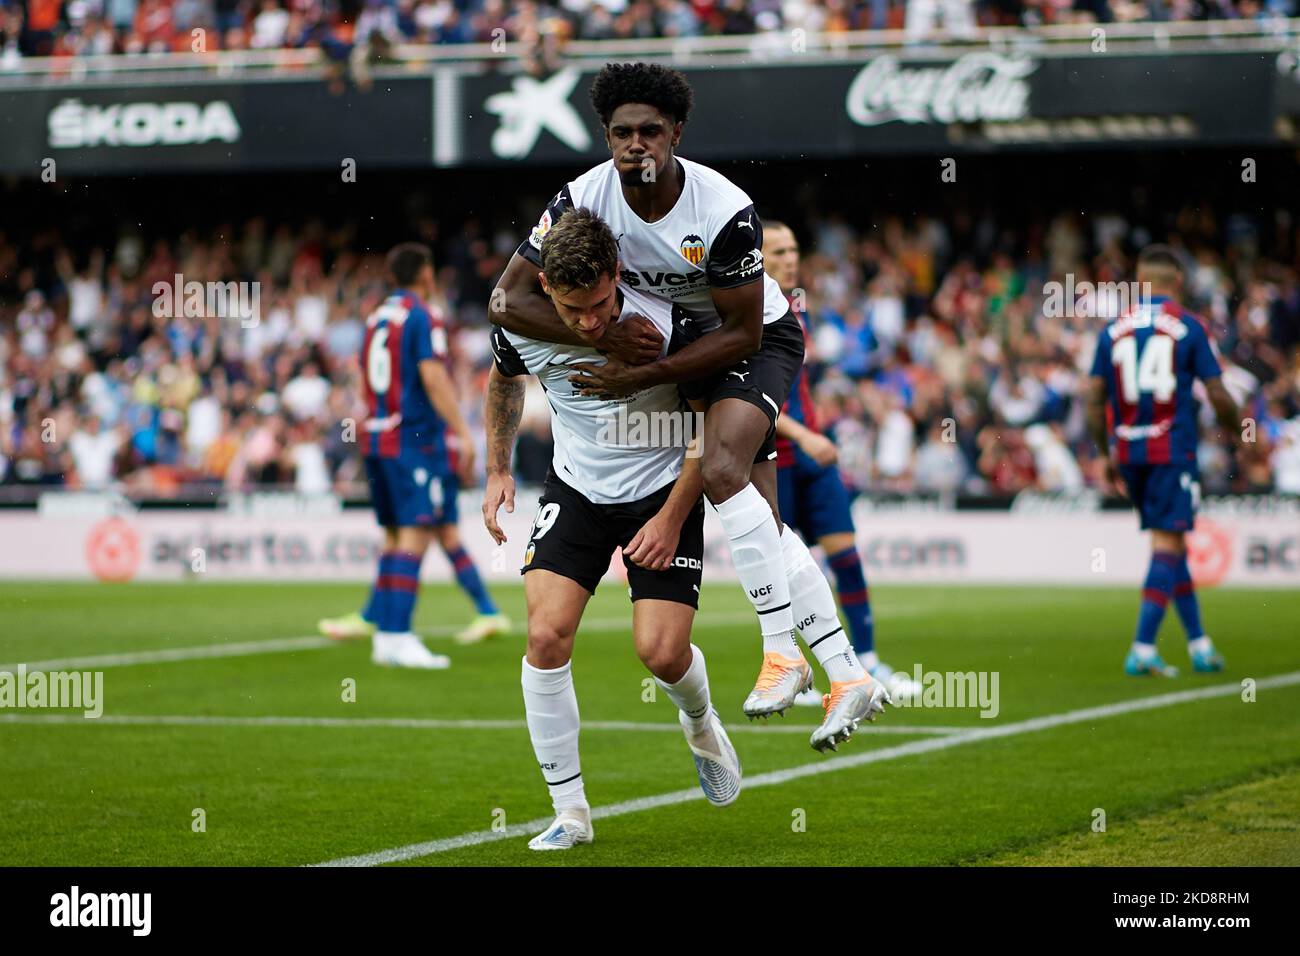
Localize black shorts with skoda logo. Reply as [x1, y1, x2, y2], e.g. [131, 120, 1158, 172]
[522, 469, 706, 608]
[669, 307, 806, 463]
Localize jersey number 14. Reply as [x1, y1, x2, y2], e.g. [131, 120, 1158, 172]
[1112, 334, 1176, 403]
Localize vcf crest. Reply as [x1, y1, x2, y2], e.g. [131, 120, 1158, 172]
[679, 234, 705, 266]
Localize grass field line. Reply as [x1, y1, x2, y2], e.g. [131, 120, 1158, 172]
[0, 712, 966, 736]
[2, 609, 847, 673]
[311, 668, 1300, 867]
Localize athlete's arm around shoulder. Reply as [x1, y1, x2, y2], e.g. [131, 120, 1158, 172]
[628, 204, 768, 389]
[493, 178, 663, 363]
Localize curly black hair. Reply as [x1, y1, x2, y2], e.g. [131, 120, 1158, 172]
[589, 62, 694, 127]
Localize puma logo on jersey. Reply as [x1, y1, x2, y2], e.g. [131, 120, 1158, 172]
[728, 370, 749, 382]
[737, 213, 754, 232]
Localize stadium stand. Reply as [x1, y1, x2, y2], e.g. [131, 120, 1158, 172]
[1, 0, 1295, 64]
[3, 158, 1298, 499]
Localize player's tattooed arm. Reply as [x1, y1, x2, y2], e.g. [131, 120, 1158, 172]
[483, 365, 525, 545]
[485, 364, 524, 477]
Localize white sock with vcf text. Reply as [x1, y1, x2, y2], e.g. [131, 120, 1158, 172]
[714, 483, 800, 661]
[521, 658, 587, 813]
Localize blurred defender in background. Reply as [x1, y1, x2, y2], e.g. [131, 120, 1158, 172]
[1087, 245, 1240, 679]
[764, 221, 921, 705]
[318, 242, 509, 665]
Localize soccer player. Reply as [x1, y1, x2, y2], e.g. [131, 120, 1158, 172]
[762, 221, 920, 703]
[483, 208, 741, 850]
[492, 63, 887, 752]
[319, 243, 504, 668]
[1085, 245, 1240, 677]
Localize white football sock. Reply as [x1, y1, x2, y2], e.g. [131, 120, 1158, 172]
[1131, 641, 1158, 660]
[657, 644, 711, 733]
[781, 526, 866, 684]
[713, 483, 800, 660]
[521, 657, 587, 812]
[1188, 636, 1213, 655]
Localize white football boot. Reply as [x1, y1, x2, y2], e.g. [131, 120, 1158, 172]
[810, 675, 890, 752]
[528, 807, 594, 851]
[680, 707, 742, 807]
[742, 651, 815, 719]
[371, 633, 451, 670]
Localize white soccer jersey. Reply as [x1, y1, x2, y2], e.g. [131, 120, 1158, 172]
[518, 156, 789, 334]
[490, 284, 693, 505]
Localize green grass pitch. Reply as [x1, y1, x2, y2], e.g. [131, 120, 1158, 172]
[0, 581, 1297, 867]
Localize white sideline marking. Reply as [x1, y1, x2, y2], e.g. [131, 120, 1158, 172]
[311, 669, 1300, 867]
[0, 712, 965, 736]
[0, 636, 335, 674]
[0, 607, 926, 674]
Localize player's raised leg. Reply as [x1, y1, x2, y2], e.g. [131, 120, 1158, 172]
[635, 599, 741, 807]
[758, 462, 888, 750]
[521, 569, 594, 850]
[701, 398, 808, 718]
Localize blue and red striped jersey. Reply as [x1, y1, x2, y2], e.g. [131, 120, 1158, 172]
[776, 304, 818, 469]
[1089, 295, 1222, 466]
[360, 290, 452, 467]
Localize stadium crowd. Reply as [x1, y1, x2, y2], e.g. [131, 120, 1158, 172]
[2, 196, 1299, 499]
[0, 0, 1293, 64]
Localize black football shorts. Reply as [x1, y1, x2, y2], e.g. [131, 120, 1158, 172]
[521, 470, 705, 608]
[671, 308, 805, 463]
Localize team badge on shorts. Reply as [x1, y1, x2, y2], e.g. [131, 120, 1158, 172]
[523, 542, 536, 567]
[679, 234, 705, 265]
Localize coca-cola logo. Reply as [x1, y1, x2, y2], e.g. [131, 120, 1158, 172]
[845, 53, 1037, 127]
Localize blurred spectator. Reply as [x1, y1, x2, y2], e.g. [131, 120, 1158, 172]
[68, 414, 120, 488]
[1, 183, 1296, 501]
[3, 0, 1295, 64]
